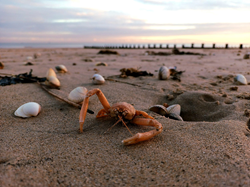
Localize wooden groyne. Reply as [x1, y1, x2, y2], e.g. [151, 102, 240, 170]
[84, 43, 246, 49]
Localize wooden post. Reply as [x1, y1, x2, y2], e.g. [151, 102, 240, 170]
[148, 44, 151, 49]
[239, 44, 243, 49]
[201, 43, 204, 48]
[174, 44, 176, 49]
[191, 43, 194, 48]
[225, 44, 228, 49]
[166, 44, 169, 49]
[182, 44, 185, 48]
[213, 44, 216, 48]
[142, 45, 145, 49]
[153, 44, 156, 49]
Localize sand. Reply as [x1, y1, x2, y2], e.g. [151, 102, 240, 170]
[1, 47, 250, 186]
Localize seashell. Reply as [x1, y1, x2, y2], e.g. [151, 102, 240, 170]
[149, 105, 169, 116]
[166, 104, 181, 115]
[68, 87, 88, 103]
[55, 65, 68, 73]
[34, 52, 41, 59]
[46, 68, 60, 88]
[158, 66, 170, 80]
[46, 68, 57, 78]
[92, 74, 105, 85]
[14, 102, 41, 118]
[234, 74, 247, 85]
[0, 62, 4, 69]
[168, 113, 183, 121]
[26, 56, 33, 60]
[96, 62, 107, 66]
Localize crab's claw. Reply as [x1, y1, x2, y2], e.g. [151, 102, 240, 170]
[122, 118, 163, 145]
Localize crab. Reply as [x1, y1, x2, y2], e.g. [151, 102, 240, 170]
[79, 88, 163, 145]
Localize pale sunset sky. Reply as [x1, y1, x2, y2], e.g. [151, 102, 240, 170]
[1, 0, 250, 46]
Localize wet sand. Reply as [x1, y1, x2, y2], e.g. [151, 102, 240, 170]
[1, 48, 250, 186]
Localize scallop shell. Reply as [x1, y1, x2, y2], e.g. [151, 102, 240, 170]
[234, 74, 247, 85]
[55, 65, 68, 73]
[149, 105, 169, 116]
[68, 87, 88, 103]
[14, 102, 41, 118]
[158, 66, 170, 80]
[166, 104, 181, 115]
[92, 74, 105, 85]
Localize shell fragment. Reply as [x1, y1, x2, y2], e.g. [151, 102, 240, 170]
[234, 74, 247, 85]
[158, 66, 170, 80]
[92, 74, 105, 85]
[68, 86, 88, 103]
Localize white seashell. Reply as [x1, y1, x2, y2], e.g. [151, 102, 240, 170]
[149, 105, 169, 116]
[234, 74, 247, 85]
[15, 102, 41, 118]
[168, 113, 183, 121]
[55, 65, 68, 73]
[26, 56, 33, 60]
[68, 87, 88, 103]
[92, 74, 105, 85]
[166, 104, 181, 115]
[46, 68, 60, 88]
[158, 66, 170, 80]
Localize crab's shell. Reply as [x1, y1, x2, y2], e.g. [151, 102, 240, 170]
[108, 102, 136, 120]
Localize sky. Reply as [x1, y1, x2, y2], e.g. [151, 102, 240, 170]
[1, 0, 250, 46]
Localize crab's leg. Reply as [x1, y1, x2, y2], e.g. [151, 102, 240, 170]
[79, 88, 110, 132]
[96, 109, 108, 118]
[122, 118, 163, 145]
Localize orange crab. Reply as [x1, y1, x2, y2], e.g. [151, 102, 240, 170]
[79, 88, 163, 145]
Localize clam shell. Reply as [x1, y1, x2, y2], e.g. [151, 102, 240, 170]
[149, 105, 169, 116]
[168, 113, 183, 121]
[166, 104, 181, 115]
[92, 74, 105, 85]
[47, 76, 60, 88]
[234, 74, 247, 85]
[26, 56, 33, 60]
[158, 66, 170, 80]
[68, 87, 88, 103]
[46, 68, 57, 78]
[55, 65, 68, 73]
[15, 102, 41, 118]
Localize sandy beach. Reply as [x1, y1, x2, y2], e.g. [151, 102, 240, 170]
[1, 47, 250, 186]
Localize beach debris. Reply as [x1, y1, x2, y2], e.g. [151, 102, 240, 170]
[0, 69, 46, 86]
[0, 62, 4, 69]
[83, 58, 94, 62]
[72, 63, 77, 66]
[68, 86, 88, 104]
[145, 51, 171, 56]
[79, 88, 163, 145]
[158, 66, 170, 80]
[24, 62, 34, 66]
[34, 53, 41, 59]
[234, 74, 247, 85]
[243, 54, 250, 59]
[230, 86, 238, 91]
[172, 48, 205, 55]
[55, 65, 68, 73]
[92, 74, 105, 85]
[149, 104, 183, 121]
[96, 62, 108, 66]
[158, 66, 184, 81]
[119, 68, 153, 78]
[26, 56, 33, 60]
[45, 68, 60, 88]
[14, 102, 41, 118]
[97, 50, 119, 55]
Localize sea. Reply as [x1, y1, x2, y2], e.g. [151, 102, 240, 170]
[0, 43, 249, 49]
